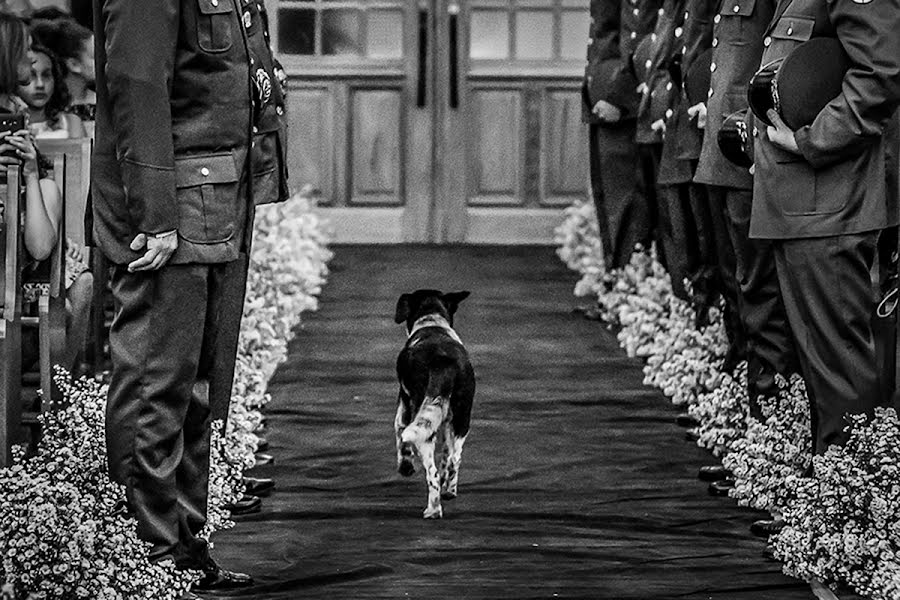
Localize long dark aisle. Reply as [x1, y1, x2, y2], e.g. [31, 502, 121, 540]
[214, 245, 810, 600]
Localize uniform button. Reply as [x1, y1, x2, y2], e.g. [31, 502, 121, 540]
[633, 8, 640, 16]
[712, 38, 718, 47]
[764, 36, 772, 46]
[211, 0, 218, 6]
[753, 126, 759, 137]
[587, 75, 593, 83]
[276, 105, 284, 115]
[645, 59, 652, 69]
[658, 8, 665, 15]
[684, 11, 689, 19]
[666, 81, 673, 91]
[786, 26, 794, 35]
[708, 88, 714, 98]
[200, 167, 210, 176]
[675, 26, 683, 37]
[253, 126, 259, 133]
[710, 62, 717, 72]
[714, 14, 721, 23]
[682, 45, 687, 54]
[665, 108, 674, 119]
[733, 4, 740, 12]
[651, 33, 658, 42]
[631, 31, 637, 39]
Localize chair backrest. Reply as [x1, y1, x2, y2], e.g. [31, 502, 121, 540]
[36, 138, 92, 250]
[0, 166, 24, 467]
[40, 156, 68, 408]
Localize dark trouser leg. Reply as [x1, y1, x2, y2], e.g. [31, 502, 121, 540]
[177, 254, 250, 542]
[638, 143, 663, 267]
[106, 264, 210, 562]
[722, 188, 798, 416]
[773, 232, 881, 454]
[589, 122, 650, 268]
[874, 226, 898, 404]
[658, 182, 700, 301]
[704, 186, 745, 367]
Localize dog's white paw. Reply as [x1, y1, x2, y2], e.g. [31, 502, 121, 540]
[423, 506, 443, 519]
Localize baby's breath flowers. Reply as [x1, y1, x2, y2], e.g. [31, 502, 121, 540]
[0, 192, 331, 599]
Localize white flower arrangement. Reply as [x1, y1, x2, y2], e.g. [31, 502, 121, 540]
[0, 192, 331, 599]
[557, 199, 900, 600]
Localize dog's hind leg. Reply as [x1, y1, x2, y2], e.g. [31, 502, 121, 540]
[417, 438, 443, 518]
[440, 424, 457, 500]
[395, 395, 415, 477]
[444, 435, 467, 500]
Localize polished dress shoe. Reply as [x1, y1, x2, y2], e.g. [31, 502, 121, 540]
[697, 465, 732, 482]
[193, 562, 254, 592]
[256, 436, 270, 452]
[762, 544, 777, 561]
[707, 478, 735, 497]
[676, 413, 700, 428]
[750, 518, 785, 538]
[244, 476, 275, 498]
[225, 494, 262, 516]
[684, 429, 700, 442]
[254, 452, 275, 466]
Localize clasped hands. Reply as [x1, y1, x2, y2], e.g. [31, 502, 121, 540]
[128, 231, 178, 272]
[592, 100, 623, 123]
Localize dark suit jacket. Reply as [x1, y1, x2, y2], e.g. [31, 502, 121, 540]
[582, 0, 663, 123]
[91, 0, 289, 265]
[749, 0, 900, 239]
[694, 0, 777, 190]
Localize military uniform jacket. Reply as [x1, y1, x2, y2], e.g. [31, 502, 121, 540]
[693, 0, 777, 190]
[91, 0, 290, 265]
[583, 0, 663, 123]
[656, 0, 717, 185]
[635, 0, 684, 145]
[749, 0, 900, 239]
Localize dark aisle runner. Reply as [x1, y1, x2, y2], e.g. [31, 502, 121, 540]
[215, 246, 809, 600]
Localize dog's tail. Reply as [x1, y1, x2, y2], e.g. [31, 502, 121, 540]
[401, 363, 454, 445]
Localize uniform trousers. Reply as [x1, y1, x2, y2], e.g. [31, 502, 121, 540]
[105, 253, 250, 566]
[694, 186, 744, 367]
[657, 181, 703, 301]
[713, 187, 798, 414]
[589, 121, 653, 268]
[773, 232, 882, 454]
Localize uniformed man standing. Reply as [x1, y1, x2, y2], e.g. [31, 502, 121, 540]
[92, 0, 288, 593]
[584, 0, 662, 269]
[694, 0, 795, 411]
[751, 0, 900, 454]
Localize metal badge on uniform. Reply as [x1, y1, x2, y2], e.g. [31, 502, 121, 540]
[254, 68, 272, 106]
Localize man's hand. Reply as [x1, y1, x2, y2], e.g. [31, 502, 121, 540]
[687, 102, 707, 130]
[592, 100, 623, 123]
[765, 109, 800, 154]
[128, 231, 178, 272]
[650, 118, 666, 135]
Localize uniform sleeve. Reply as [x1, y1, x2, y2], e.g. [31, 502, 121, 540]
[584, 0, 640, 116]
[100, 0, 180, 234]
[793, 0, 900, 169]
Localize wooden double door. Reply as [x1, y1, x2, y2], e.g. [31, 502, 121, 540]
[274, 0, 590, 243]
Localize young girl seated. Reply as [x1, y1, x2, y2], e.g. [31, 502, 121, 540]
[0, 10, 92, 375]
[17, 44, 86, 139]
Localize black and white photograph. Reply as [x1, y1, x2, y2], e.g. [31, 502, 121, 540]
[0, 0, 898, 597]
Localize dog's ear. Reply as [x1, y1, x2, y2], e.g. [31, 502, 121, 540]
[442, 291, 471, 314]
[395, 293, 413, 324]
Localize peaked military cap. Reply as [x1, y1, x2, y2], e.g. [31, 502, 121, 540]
[717, 109, 754, 168]
[684, 48, 713, 107]
[748, 37, 850, 129]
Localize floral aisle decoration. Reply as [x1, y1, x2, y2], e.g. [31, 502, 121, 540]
[773, 408, 900, 600]
[724, 374, 812, 514]
[0, 192, 331, 599]
[554, 198, 607, 300]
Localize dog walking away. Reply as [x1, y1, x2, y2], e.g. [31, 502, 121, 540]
[394, 290, 476, 519]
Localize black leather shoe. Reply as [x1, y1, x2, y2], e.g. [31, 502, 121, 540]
[685, 429, 700, 442]
[762, 544, 777, 561]
[750, 518, 784, 538]
[192, 562, 254, 592]
[225, 494, 262, 516]
[244, 476, 275, 498]
[254, 452, 275, 466]
[698, 465, 732, 482]
[256, 436, 270, 452]
[676, 413, 700, 428]
[707, 478, 735, 497]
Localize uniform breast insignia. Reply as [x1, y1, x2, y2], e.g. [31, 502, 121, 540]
[254, 67, 272, 107]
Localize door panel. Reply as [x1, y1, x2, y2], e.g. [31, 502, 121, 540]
[272, 0, 590, 243]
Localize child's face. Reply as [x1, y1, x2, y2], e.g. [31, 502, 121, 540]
[18, 50, 53, 111]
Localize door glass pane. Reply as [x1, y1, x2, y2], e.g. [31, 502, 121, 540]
[322, 9, 362, 55]
[367, 10, 404, 58]
[514, 11, 553, 59]
[470, 10, 510, 59]
[560, 10, 589, 59]
[278, 7, 316, 55]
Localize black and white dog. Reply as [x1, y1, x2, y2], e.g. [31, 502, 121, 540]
[394, 289, 475, 519]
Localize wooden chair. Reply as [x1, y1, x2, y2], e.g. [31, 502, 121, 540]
[0, 166, 23, 467]
[35, 138, 91, 250]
